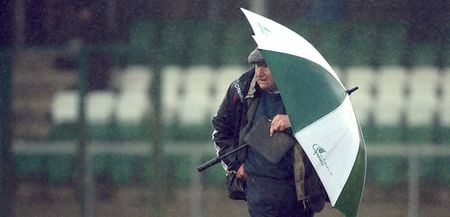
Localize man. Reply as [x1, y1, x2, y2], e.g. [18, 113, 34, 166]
[212, 49, 328, 217]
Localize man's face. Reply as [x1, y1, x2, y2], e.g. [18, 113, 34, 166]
[255, 63, 277, 91]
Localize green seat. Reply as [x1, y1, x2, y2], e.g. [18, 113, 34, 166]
[444, 43, 450, 66]
[128, 20, 157, 64]
[345, 22, 377, 66]
[360, 125, 375, 144]
[190, 21, 223, 66]
[49, 123, 78, 141]
[160, 21, 191, 66]
[438, 155, 450, 184]
[114, 123, 152, 141]
[442, 127, 450, 145]
[370, 125, 404, 144]
[404, 126, 435, 145]
[201, 155, 226, 186]
[316, 21, 343, 66]
[93, 154, 111, 176]
[221, 21, 255, 65]
[419, 156, 439, 183]
[377, 21, 408, 66]
[438, 128, 450, 184]
[164, 123, 212, 141]
[166, 155, 192, 186]
[289, 19, 314, 43]
[110, 155, 137, 185]
[88, 123, 116, 141]
[367, 156, 407, 186]
[367, 124, 406, 186]
[47, 155, 74, 185]
[403, 130, 438, 184]
[15, 154, 46, 178]
[410, 43, 438, 66]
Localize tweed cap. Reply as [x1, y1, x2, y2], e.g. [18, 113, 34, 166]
[247, 49, 265, 64]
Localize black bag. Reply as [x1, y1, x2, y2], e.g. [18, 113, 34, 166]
[226, 171, 246, 200]
[303, 150, 329, 213]
[244, 118, 297, 164]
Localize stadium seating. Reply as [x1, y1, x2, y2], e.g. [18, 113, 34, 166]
[114, 66, 152, 140]
[85, 91, 116, 140]
[439, 68, 450, 143]
[316, 21, 344, 65]
[405, 67, 440, 144]
[221, 21, 255, 65]
[377, 21, 408, 66]
[190, 21, 222, 66]
[410, 43, 439, 66]
[160, 21, 191, 66]
[115, 92, 150, 123]
[289, 20, 314, 43]
[50, 90, 79, 125]
[345, 66, 375, 126]
[36, 19, 449, 187]
[438, 69, 450, 183]
[114, 92, 151, 140]
[405, 67, 441, 180]
[171, 66, 219, 141]
[369, 67, 409, 185]
[117, 65, 152, 92]
[345, 22, 377, 66]
[15, 154, 47, 181]
[49, 90, 79, 140]
[46, 65, 450, 186]
[178, 66, 215, 125]
[161, 65, 184, 123]
[212, 66, 246, 110]
[372, 66, 407, 143]
[128, 20, 156, 64]
[47, 154, 74, 185]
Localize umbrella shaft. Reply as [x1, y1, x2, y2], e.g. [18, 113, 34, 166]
[197, 144, 248, 172]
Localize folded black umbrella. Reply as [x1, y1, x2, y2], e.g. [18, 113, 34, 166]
[244, 118, 297, 164]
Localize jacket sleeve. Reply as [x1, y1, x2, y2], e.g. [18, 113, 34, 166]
[211, 81, 242, 171]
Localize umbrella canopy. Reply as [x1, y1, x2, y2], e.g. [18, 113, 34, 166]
[241, 8, 366, 217]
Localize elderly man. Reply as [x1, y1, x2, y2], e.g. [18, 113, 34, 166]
[212, 49, 328, 217]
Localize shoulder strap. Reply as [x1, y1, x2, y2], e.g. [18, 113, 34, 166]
[293, 143, 308, 207]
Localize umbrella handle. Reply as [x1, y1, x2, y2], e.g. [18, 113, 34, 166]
[197, 144, 249, 172]
[197, 157, 221, 172]
[346, 86, 359, 95]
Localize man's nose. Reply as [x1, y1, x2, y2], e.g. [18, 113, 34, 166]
[256, 70, 265, 76]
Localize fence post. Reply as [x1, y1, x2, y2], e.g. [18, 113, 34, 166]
[407, 151, 420, 217]
[190, 151, 203, 217]
[77, 46, 95, 217]
[148, 21, 166, 217]
[0, 47, 14, 217]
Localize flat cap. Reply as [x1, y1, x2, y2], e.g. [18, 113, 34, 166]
[247, 49, 265, 64]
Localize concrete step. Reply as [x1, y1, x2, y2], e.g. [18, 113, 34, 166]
[13, 49, 60, 71]
[13, 97, 52, 115]
[12, 49, 78, 139]
[13, 117, 51, 139]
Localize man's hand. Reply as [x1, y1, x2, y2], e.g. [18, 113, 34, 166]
[269, 114, 291, 137]
[236, 164, 248, 181]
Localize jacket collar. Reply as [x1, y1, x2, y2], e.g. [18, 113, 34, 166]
[246, 73, 257, 99]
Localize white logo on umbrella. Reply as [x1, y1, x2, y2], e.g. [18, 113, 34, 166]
[313, 144, 333, 176]
[257, 23, 271, 36]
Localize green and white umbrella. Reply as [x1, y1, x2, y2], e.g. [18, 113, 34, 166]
[241, 8, 366, 217]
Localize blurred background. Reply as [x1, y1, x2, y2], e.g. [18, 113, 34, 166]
[0, 0, 449, 217]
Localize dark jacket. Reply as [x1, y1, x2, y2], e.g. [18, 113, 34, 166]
[212, 68, 256, 171]
[212, 67, 328, 212]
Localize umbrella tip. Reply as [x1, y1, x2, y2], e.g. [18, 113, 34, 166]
[346, 86, 359, 95]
